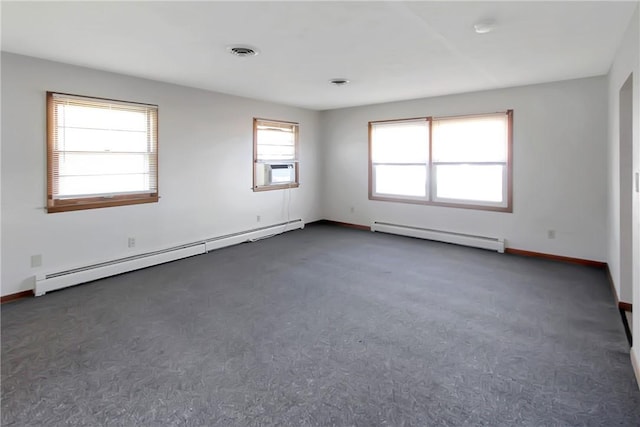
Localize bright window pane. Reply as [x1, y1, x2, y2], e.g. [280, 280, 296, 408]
[256, 139, 296, 160]
[432, 114, 507, 162]
[257, 129, 294, 145]
[57, 104, 148, 131]
[256, 128, 296, 161]
[255, 125, 297, 161]
[57, 127, 149, 153]
[371, 121, 428, 163]
[59, 174, 151, 197]
[374, 165, 426, 197]
[435, 164, 504, 203]
[57, 153, 151, 177]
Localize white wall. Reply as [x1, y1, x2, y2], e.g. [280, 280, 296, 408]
[608, 5, 639, 303]
[321, 77, 608, 262]
[606, 4, 640, 385]
[1, 53, 323, 296]
[0, 50, 3, 298]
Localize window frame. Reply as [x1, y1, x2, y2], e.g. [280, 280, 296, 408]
[253, 117, 300, 192]
[46, 92, 159, 213]
[368, 110, 513, 212]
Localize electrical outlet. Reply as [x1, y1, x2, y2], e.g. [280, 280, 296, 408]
[128, 237, 136, 248]
[350, 206, 355, 214]
[257, 215, 261, 222]
[547, 230, 556, 239]
[31, 254, 42, 268]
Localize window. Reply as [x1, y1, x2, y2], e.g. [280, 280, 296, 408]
[370, 118, 430, 200]
[369, 110, 512, 211]
[47, 92, 158, 213]
[253, 118, 299, 191]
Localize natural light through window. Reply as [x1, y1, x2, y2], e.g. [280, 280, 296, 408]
[435, 165, 503, 202]
[370, 119, 429, 199]
[369, 111, 512, 211]
[253, 118, 299, 191]
[47, 92, 158, 213]
[375, 165, 427, 197]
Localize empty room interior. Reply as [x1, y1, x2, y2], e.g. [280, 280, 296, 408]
[2, 1, 640, 425]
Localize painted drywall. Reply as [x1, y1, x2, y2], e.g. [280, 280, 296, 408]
[0, 51, 3, 297]
[606, 3, 640, 387]
[321, 76, 608, 262]
[607, 5, 639, 305]
[619, 75, 634, 304]
[1, 53, 323, 296]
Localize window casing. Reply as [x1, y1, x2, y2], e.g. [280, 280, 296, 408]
[47, 92, 158, 213]
[253, 118, 299, 191]
[369, 110, 513, 212]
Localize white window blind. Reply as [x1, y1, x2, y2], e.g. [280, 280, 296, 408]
[255, 120, 297, 163]
[431, 113, 509, 206]
[368, 111, 512, 211]
[47, 92, 158, 212]
[370, 119, 429, 198]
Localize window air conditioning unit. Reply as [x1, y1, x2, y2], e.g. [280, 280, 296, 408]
[267, 163, 295, 185]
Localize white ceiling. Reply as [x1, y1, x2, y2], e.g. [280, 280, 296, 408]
[1, 1, 636, 110]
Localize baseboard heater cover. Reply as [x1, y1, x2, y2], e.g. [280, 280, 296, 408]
[204, 219, 304, 251]
[371, 221, 505, 253]
[35, 219, 304, 297]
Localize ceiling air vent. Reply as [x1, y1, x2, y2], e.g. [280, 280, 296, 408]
[228, 46, 259, 57]
[329, 78, 350, 86]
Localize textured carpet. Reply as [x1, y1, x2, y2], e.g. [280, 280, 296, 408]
[2, 223, 639, 426]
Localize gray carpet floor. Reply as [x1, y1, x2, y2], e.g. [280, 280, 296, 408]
[2, 223, 640, 426]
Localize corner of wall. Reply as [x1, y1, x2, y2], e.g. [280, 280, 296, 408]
[606, 3, 639, 306]
[317, 109, 330, 221]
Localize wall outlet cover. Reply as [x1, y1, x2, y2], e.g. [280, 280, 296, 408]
[31, 254, 42, 268]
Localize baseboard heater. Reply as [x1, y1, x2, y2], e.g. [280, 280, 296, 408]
[34, 219, 304, 297]
[371, 221, 505, 253]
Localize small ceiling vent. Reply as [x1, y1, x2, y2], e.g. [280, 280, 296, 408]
[329, 78, 350, 86]
[228, 46, 259, 57]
